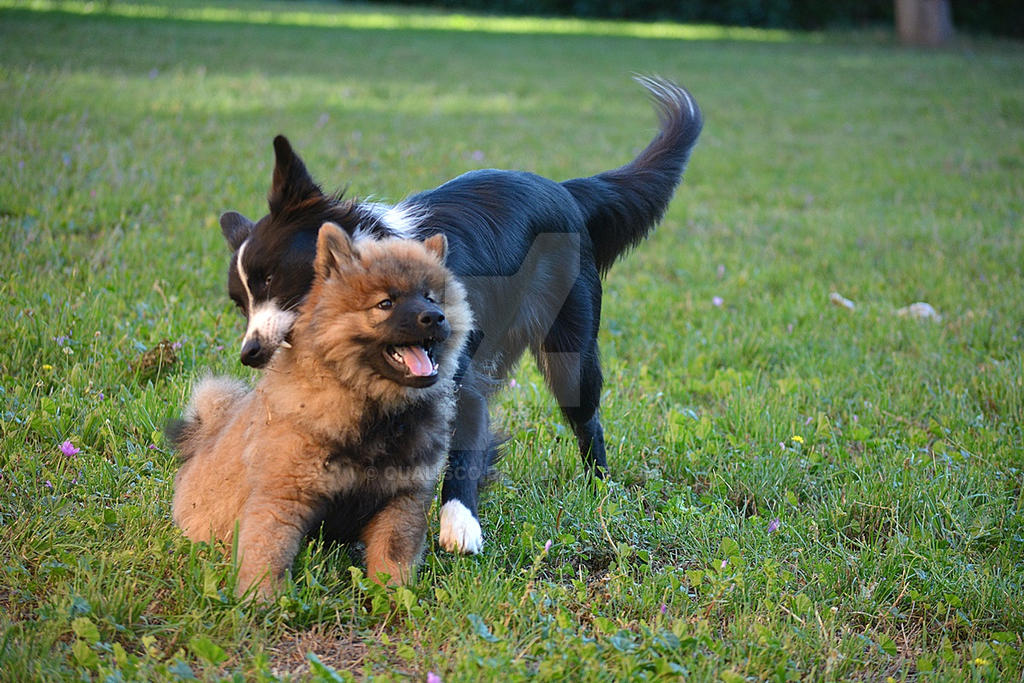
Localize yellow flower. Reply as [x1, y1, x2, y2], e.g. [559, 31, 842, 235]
[791, 435, 804, 444]
[42, 364, 54, 372]
[974, 658, 990, 666]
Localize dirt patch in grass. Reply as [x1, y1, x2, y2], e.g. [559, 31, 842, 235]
[267, 623, 368, 679]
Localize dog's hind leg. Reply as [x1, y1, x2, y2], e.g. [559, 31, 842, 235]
[439, 375, 492, 554]
[536, 341, 608, 477]
[532, 283, 609, 478]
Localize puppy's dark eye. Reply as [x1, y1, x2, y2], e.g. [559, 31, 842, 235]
[424, 293, 436, 303]
[376, 299, 393, 310]
[264, 275, 272, 287]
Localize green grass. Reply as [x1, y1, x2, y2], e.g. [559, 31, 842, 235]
[1, 0, 1023, 680]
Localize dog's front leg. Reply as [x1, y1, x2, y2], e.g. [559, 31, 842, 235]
[234, 497, 310, 600]
[440, 377, 491, 554]
[361, 491, 431, 585]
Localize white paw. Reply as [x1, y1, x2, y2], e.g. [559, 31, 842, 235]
[438, 500, 483, 555]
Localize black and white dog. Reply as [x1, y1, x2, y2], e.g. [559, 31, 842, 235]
[217, 77, 702, 554]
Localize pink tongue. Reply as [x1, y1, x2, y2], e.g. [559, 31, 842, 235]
[399, 345, 434, 376]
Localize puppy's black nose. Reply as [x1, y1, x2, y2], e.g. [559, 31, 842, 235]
[418, 307, 446, 328]
[417, 305, 450, 341]
[240, 338, 263, 367]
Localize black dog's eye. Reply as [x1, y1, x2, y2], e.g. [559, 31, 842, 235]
[264, 275, 272, 287]
[376, 299, 393, 310]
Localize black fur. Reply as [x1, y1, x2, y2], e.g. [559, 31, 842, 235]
[164, 418, 193, 459]
[220, 77, 703, 542]
[316, 397, 447, 544]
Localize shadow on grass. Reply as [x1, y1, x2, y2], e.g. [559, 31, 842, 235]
[2, 0, 802, 43]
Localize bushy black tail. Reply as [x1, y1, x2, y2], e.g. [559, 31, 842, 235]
[562, 77, 703, 274]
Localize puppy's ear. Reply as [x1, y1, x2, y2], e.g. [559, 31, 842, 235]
[423, 233, 448, 263]
[269, 135, 324, 216]
[315, 222, 358, 278]
[220, 211, 254, 250]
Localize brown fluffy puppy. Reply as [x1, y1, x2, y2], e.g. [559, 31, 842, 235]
[170, 222, 470, 599]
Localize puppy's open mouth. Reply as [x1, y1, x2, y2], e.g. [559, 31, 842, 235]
[385, 343, 439, 379]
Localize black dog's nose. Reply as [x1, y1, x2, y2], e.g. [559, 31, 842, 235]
[240, 338, 263, 367]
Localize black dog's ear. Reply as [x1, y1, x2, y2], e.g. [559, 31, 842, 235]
[269, 135, 324, 216]
[423, 233, 448, 263]
[315, 222, 358, 278]
[220, 211, 254, 250]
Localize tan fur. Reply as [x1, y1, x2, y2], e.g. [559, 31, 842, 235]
[360, 492, 432, 584]
[182, 376, 248, 437]
[172, 223, 471, 599]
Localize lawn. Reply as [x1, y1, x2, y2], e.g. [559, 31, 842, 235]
[1, 0, 1022, 680]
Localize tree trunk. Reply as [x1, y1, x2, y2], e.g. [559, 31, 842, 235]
[895, 0, 954, 46]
